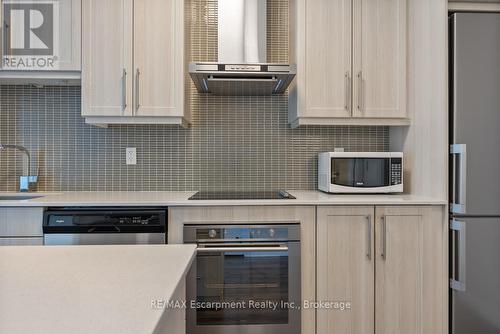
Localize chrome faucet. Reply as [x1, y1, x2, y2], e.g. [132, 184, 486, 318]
[0, 144, 38, 192]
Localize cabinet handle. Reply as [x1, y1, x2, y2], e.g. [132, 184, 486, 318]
[357, 71, 363, 111]
[121, 69, 127, 112]
[135, 69, 141, 113]
[381, 216, 387, 260]
[345, 72, 351, 114]
[366, 215, 372, 260]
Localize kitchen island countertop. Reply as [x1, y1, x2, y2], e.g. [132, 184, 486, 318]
[0, 244, 196, 334]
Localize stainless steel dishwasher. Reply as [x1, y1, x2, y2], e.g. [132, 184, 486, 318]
[43, 208, 167, 245]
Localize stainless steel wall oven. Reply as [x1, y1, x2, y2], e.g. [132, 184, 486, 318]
[184, 224, 301, 334]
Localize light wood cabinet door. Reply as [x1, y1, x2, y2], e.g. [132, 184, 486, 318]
[375, 206, 446, 334]
[316, 206, 375, 334]
[54, 0, 82, 71]
[353, 0, 407, 119]
[0, 0, 81, 71]
[81, 0, 133, 117]
[302, 0, 352, 118]
[0, 207, 43, 237]
[133, 0, 184, 118]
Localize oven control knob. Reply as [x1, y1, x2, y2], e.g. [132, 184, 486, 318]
[208, 229, 217, 239]
[269, 228, 275, 237]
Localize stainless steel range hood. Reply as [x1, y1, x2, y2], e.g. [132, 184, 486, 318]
[189, 0, 296, 96]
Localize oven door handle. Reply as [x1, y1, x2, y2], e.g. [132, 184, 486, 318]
[196, 246, 289, 253]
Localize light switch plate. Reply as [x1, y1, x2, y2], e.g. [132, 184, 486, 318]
[126, 148, 137, 165]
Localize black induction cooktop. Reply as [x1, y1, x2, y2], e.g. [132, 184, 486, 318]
[188, 190, 296, 200]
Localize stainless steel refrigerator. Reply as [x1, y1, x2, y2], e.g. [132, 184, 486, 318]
[449, 12, 500, 334]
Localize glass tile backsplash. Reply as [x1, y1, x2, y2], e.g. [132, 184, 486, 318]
[0, 85, 388, 192]
[0, 0, 388, 192]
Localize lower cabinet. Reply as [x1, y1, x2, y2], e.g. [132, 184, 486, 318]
[0, 207, 43, 236]
[0, 207, 44, 246]
[317, 205, 447, 334]
[317, 206, 375, 334]
[0, 237, 43, 246]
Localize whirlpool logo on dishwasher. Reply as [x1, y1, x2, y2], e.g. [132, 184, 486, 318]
[2, 0, 59, 70]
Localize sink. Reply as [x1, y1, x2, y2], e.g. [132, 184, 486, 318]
[0, 195, 43, 201]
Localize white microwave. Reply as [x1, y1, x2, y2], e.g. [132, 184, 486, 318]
[318, 152, 403, 193]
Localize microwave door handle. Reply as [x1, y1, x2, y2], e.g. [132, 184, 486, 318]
[197, 246, 289, 253]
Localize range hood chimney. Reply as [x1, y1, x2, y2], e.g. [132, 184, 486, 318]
[189, 0, 296, 96]
[218, 0, 267, 64]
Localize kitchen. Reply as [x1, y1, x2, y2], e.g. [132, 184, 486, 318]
[0, 0, 498, 334]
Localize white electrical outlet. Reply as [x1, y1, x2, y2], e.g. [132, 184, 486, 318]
[126, 148, 137, 165]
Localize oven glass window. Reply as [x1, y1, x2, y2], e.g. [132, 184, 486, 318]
[196, 250, 289, 326]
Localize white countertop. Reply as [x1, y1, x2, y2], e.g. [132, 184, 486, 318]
[0, 245, 196, 334]
[0, 190, 447, 207]
[287, 191, 447, 205]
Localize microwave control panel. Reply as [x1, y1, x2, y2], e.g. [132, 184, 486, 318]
[390, 158, 403, 185]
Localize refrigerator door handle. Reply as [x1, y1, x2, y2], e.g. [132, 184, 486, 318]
[450, 144, 467, 214]
[450, 219, 466, 291]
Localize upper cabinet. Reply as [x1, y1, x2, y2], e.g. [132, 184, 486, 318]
[133, 0, 184, 119]
[81, 0, 188, 126]
[353, 0, 406, 119]
[0, 0, 81, 82]
[303, 0, 352, 119]
[81, 0, 132, 118]
[289, 0, 409, 127]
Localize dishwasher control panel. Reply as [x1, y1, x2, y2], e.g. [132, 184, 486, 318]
[43, 208, 167, 233]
